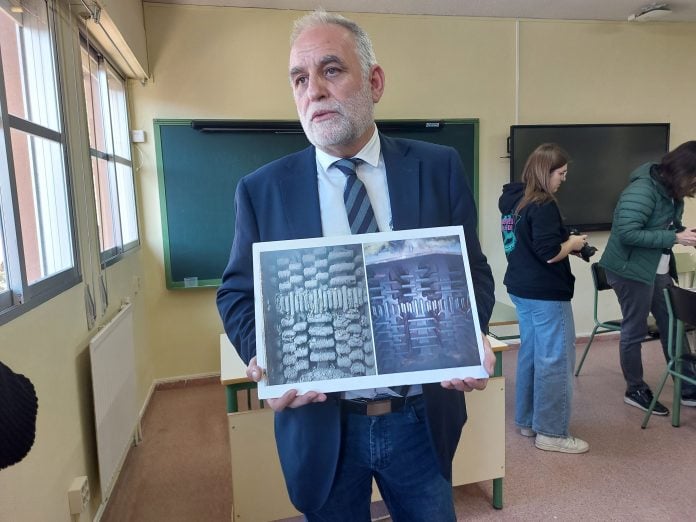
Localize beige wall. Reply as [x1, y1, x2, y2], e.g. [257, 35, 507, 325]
[2, 3, 696, 521]
[132, 4, 696, 379]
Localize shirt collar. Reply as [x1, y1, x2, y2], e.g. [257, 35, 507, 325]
[315, 125, 380, 172]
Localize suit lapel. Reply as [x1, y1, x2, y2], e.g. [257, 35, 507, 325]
[279, 147, 323, 239]
[381, 135, 421, 231]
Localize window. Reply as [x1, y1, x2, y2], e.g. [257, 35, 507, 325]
[81, 40, 139, 263]
[0, 206, 8, 305]
[0, 0, 79, 321]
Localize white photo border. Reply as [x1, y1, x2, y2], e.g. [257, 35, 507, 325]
[253, 226, 486, 399]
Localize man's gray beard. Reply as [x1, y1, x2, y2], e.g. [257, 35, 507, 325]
[301, 87, 374, 150]
[305, 118, 360, 148]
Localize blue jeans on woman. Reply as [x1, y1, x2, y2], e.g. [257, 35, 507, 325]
[509, 295, 576, 437]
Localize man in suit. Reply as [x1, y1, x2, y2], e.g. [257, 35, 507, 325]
[217, 9, 495, 521]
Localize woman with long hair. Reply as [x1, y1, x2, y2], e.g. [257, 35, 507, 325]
[600, 140, 696, 415]
[499, 143, 589, 453]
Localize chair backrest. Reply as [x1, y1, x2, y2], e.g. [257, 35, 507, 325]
[591, 263, 612, 292]
[674, 251, 696, 288]
[667, 285, 696, 327]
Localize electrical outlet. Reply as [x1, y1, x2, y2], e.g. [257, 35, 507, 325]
[68, 476, 90, 515]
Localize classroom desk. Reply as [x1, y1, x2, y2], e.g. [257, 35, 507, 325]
[489, 300, 520, 342]
[221, 334, 508, 521]
[219, 338, 264, 413]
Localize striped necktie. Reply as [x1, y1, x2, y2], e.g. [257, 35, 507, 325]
[334, 158, 378, 234]
[334, 158, 409, 397]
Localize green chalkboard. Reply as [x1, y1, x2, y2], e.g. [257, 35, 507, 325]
[155, 119, 478, 289]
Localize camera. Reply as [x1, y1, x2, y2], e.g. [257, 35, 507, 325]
[569, 229, 597, 262]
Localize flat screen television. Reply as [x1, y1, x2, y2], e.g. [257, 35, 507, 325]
[509, 123, 670, 231]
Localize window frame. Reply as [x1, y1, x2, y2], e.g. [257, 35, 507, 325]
[80, 37, 139, 266]
[0, 0, 81, 325]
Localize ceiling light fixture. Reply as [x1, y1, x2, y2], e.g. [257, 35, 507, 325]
[628, 3, 672, 22]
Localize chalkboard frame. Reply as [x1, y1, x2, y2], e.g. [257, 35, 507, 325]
[155, 119, 479, 289]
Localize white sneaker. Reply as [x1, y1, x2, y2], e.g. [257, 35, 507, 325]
[535, 434, 589, 454]
[520, 427, 536, 437]
[681, 393, 696, 407]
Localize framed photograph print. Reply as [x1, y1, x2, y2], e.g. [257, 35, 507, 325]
[253, 226, 487, 399]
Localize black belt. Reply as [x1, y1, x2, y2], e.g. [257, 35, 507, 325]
[341, 394, 421, 416]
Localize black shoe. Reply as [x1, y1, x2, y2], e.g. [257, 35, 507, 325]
[681, 390, 696, 407]
[624, 389, 669, 416]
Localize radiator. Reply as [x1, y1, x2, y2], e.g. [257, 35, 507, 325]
[89, 302, 139, 500]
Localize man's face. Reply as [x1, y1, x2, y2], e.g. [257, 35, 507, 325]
[289, 24, 383, 157]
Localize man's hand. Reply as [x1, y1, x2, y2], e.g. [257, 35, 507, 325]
[440, 333, 495, 392]
[246, 356, 327, 412]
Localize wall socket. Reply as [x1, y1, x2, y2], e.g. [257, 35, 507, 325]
[68, 476, 90, 515]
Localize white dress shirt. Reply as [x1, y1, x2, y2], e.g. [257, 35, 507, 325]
[315, 125, 393, 235]
[315, 126, 420, 399]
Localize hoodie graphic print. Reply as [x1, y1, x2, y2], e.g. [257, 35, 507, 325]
[499, 183, 525, 257]
[501, 213, 518, 256]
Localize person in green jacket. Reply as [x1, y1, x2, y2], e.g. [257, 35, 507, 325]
[599, 140, 696, 415]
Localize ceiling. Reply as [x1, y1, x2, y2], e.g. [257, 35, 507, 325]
[149, 1, 696, 22]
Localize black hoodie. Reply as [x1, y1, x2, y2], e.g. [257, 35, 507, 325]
[0, 361, 38, 470]
[498, 182, 575, 300]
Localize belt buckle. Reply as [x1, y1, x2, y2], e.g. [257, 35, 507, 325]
[366, 399, 392, 416]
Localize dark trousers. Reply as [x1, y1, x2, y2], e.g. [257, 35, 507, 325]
[605, 270, 695, 394]
[304, 396, 455, 522]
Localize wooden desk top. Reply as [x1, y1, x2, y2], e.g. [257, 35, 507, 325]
[488, 335, 511, 352]
[220, 333, 508, 384]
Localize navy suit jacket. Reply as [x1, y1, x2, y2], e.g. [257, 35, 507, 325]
[217, 134, 494, 512]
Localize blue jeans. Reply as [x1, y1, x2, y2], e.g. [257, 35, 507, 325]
[605, 270, 696, 394]
[304, 396, 455, 522]
[509, 295, 576, 437]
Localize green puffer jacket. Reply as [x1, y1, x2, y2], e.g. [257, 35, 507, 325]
[599, 162, 682, 284]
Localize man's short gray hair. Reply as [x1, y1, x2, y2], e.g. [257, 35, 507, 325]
[290, 9, 377, 78]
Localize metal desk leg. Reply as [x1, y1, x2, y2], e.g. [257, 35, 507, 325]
[226, 382, 261, 414]
[492, 350, 504, 509]
[492, 478, 503, 509]
[494, 351, 503, 378]
[226, 385, 238, 413]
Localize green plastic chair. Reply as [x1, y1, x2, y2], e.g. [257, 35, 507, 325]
[575, 263, 662, 376]
[574, 263, 623, 376]
[674, 251, 696, 288]
[642, 285, 696, 428]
